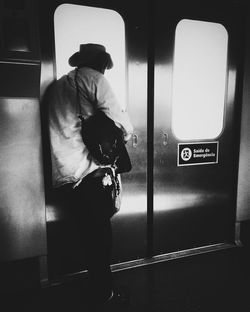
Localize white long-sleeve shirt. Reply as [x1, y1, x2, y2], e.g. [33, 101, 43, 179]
[49, 67, 133, 188]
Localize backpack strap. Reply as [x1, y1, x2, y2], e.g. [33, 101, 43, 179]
[74, 68, 87, 121]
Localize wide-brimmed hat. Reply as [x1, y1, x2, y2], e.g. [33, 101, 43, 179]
[68, 43, 113, 69]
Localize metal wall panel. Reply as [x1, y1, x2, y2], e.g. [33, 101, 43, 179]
[111, 59, 148, 263]
[0, 63, 40, 97]
[0, 0, 40, 63]
[0, 98, 46, 261]
[236, 6, 250, 221]
[153, 0, 244, 254]
[39, 0, 148, 277]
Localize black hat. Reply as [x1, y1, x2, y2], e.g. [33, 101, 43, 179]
[68, 43, 113, 69]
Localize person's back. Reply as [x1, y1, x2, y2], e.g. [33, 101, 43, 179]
[49, 66, 132, 188]
[48, 43, 133, 307]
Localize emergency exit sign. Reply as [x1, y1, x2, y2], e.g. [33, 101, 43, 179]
[177, 142, 219, 166]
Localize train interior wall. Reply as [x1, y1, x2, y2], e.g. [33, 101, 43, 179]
[237, 2, 250, 246]
[0, 0, 250, 292]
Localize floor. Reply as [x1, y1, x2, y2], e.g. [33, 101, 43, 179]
[2, 246, 250, 312]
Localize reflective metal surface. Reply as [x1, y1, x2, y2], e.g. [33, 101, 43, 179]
[39, 0, 246, 279]
[111, 61, 148, 263]
[0, 98, 46, 261]
[39, 0, 148, 276]
[0, 63, 40, 97]
[0, 0, 40, 63]
[237, 15, 250, 221]
[153, 0, 244, 254]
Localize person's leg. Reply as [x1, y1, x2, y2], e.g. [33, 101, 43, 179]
[73, 175, 114, 302]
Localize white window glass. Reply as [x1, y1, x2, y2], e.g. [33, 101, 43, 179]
[54, 4, 126, 109]
[172, 19, 228, 140]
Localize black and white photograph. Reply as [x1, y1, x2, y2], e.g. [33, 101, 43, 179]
[0, 0, 250, 311]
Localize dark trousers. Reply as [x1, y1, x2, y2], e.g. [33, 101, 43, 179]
[60, 170, 114, 301]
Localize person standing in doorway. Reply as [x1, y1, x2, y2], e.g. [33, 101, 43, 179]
[48, 43, 133, 306]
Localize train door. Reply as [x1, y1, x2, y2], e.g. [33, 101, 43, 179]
[153, 0, 244, 254]
[39, 0, 148, 278]
[39, 0, 245, 280]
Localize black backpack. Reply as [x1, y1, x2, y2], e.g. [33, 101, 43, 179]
[79, 110, 132, 173]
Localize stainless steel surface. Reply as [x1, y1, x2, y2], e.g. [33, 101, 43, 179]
[39, 0, 148, 274]
[132, 133, 138, 148]
[0, 63, 40, 97]
[162, 133, 168, 146]
[153, 1, 243, 255]
[111, 242, 237, 272]
[0, 0, 248, 291]
[39, 0, 246, 279]
[0, 98, 46, 261]
[46, 242, 237, 284]
[112, 59, 148, 263]
[0, 0, 40, 63]
[234, 221, 243, 246]
[236, 12, 250, 221]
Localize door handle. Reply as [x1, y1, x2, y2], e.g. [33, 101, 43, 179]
[162, 133, 168, 146]
[132, 133, 138, 148]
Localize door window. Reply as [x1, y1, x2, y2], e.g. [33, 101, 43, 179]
[54, 3, 126, 109]
[171, 19, 228, 140]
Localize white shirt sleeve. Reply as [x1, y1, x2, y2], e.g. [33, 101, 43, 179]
[94, 73, 134, 141]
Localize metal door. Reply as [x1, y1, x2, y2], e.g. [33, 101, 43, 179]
[153, 0, 245, 254]
[39, 0, 148, 278]
[0, 0, 46, 262]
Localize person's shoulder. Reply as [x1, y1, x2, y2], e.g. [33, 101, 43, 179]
[78, 68, 111, 92]
[65, 69, 76, 81]
[78, 67, 104, 81]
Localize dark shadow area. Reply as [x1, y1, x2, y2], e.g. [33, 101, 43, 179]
[1, 246, 250, 311]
